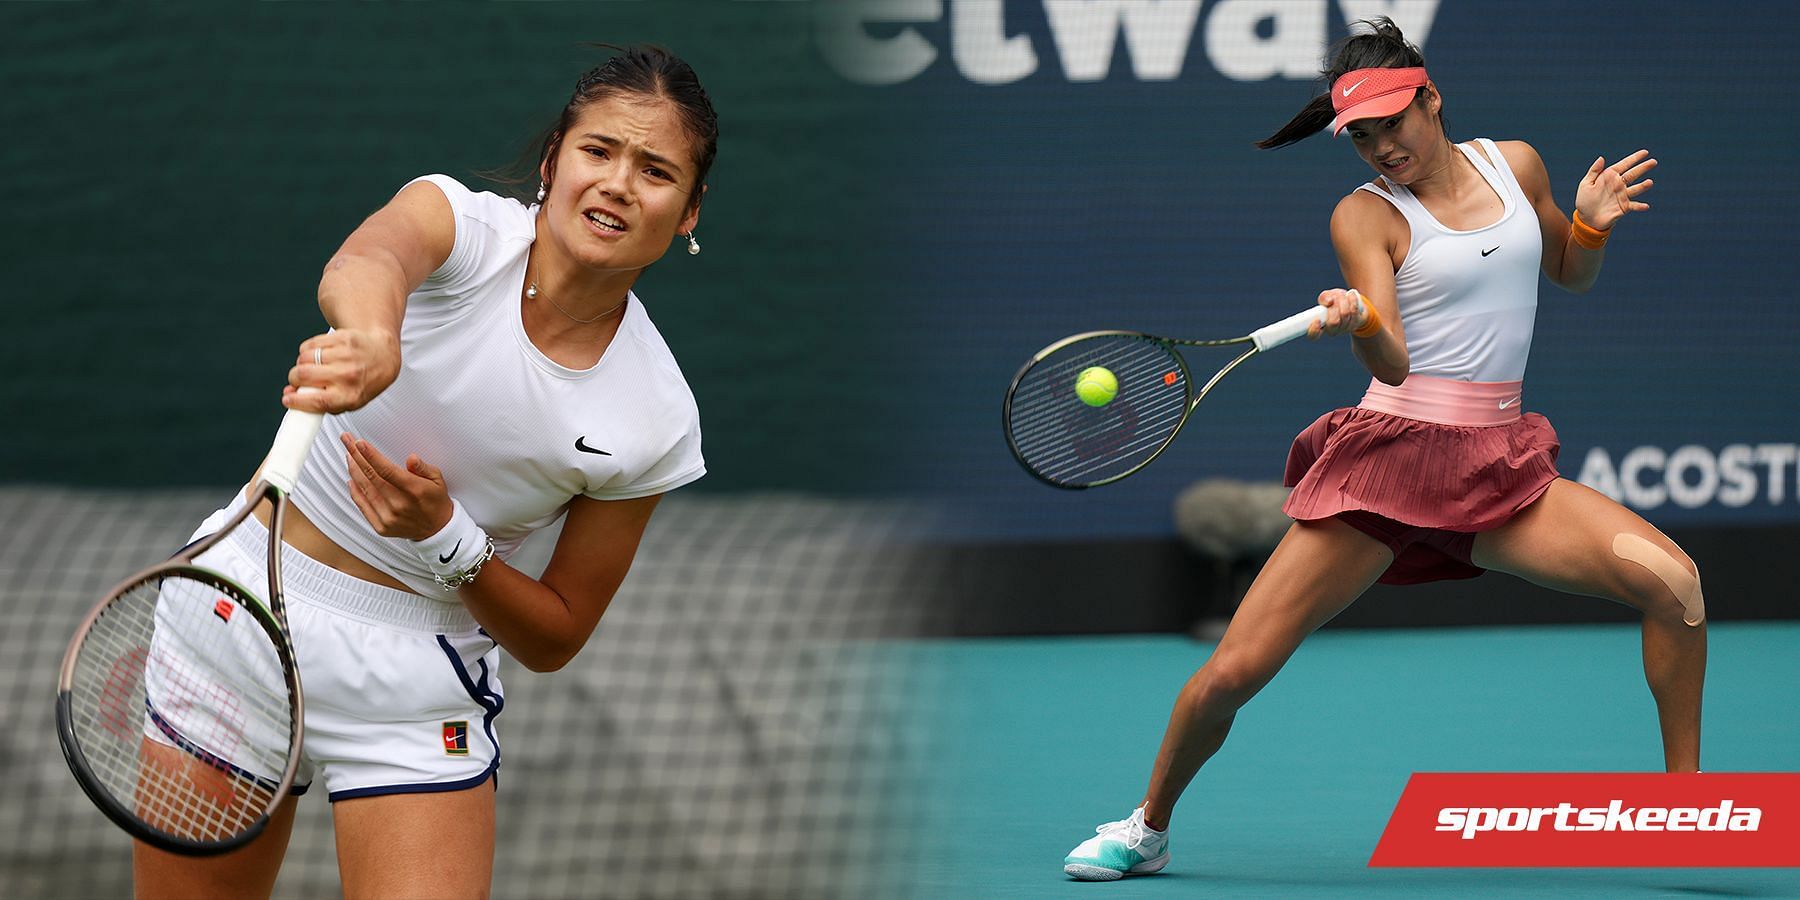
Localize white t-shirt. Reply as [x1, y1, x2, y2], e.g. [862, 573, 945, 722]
[288, 174, 705, 599]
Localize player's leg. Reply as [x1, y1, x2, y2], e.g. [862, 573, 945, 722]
[133, 783, 298, 900]
[1064, 518, 1392, 881]
[1470, 478, 1705, 771]
[259, 541, 502, 897]
[1141, 516, 1394, 827]
[333, 784, 496, 900]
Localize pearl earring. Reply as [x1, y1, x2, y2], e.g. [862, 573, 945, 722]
[685, 232, 700, 256]
[536, 182, 547, 203]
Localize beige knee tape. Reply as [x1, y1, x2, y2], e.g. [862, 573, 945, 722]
[1613, 533, 1704, 626]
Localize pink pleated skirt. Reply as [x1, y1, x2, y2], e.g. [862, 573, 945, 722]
[1282, 376, 1562, 585]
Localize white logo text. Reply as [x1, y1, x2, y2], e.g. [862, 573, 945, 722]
[818, 0, 1442, 85]
[1437, 801, 1762, 839]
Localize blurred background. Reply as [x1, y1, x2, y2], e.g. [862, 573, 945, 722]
[872, 0, 1800, 633]
[861, 2, 1800, 896]
[5, 2, 1797, 898]
[2, 3, 932, 898]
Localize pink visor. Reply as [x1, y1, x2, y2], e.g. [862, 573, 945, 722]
[1329, 67, 1428, 135]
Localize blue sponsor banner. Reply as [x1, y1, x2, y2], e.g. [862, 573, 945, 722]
[839, 0, 1800, 537]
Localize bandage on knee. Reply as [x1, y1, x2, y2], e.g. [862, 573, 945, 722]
[1612, 533, 1704, 626]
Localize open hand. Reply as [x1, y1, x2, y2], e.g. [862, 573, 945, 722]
[1574, 149, 1656, 232]
[341, 433, 452, 540]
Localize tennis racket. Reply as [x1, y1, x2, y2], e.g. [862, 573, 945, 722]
[1003, 299, 1368, 489]
[56, 404, 323, 855]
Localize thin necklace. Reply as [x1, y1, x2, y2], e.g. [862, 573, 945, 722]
[526, 280, 625, 324]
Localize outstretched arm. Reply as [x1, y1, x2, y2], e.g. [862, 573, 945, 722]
[1504, 141, 1655, 294]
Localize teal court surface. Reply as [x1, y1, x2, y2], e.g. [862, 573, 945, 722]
[899, 622, 1800, 898]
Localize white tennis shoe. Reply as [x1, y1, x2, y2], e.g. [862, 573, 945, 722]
[1062, 806, 1169, 881]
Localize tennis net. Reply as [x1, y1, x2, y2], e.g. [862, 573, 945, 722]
[0, 486, 939, 899]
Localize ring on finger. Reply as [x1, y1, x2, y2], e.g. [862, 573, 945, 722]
[314, 347, 323, 365]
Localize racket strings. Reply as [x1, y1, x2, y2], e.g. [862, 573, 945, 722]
[1010, 342, 1187, 481]
[134, 752, 277, 841]
[1082, 346, 1256, 472]
[1008, 339, 1182, 447]
[67, 575, 296, 844]
[1008, 336, 1192, 486]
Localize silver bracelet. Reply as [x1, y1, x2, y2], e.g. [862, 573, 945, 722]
[434, 537, 495, 590]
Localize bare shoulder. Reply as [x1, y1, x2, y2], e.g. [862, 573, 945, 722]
[1493, 140, 1551, 189]
[1332, 186, 1395, 220]
[1331, 188, 1401, 242]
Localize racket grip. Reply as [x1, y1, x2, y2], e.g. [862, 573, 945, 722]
[1250, 306, 1327, 351]
[1250, 295, 1373, 351]
[264, 408, 324, 494]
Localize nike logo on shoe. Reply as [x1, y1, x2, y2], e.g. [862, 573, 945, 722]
[575, 436, 612, 456]
[1341, 78, 1368, 97]
[1498, 396, 1521, 410]
[1482, 246, 1500, 257]
[439, 539, 462, 565]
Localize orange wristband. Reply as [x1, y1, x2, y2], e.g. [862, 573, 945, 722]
[1352, 302, 1383, 338]
[1570, 209, 1611, 250]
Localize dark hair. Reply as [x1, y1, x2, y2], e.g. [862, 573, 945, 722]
[1255, 18, 1434, 150]
[490, 45, 719, 208]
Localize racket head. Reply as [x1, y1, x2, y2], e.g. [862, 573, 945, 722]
[1003, 331, 1197, 489]
[56, 559, 303, 856]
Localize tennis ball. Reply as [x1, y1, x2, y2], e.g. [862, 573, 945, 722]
[1075, 366, 1118, 407]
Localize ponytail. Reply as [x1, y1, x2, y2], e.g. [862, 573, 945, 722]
[1256, 94, 1335, 150]
[1254, 16, 1430, 150]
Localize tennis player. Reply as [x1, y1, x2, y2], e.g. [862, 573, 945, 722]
[1064, 18, 1702, 881]
[136, 45, 714, 898]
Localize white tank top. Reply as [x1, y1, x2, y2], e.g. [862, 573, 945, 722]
[1355, 138, 1541, 383]
[286, 175, 706, 600]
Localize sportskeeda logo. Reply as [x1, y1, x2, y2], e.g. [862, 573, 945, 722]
[1437, 800, 1761, 839]
[1370, 773, 1800, 867]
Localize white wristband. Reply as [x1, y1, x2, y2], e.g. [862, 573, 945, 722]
[410, 500, 491, 583]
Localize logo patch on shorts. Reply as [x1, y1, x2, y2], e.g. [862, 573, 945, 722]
[442, 721, 469, 755]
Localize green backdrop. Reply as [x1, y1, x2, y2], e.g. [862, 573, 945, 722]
[1, 2, 910, 494]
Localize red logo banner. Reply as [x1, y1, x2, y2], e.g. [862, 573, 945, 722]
[1370, 773, 1800, 867]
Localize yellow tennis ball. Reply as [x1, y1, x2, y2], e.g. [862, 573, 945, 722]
[1075, 366, 1118, 407]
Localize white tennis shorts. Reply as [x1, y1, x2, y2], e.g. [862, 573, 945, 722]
[146, 498, 503, 801]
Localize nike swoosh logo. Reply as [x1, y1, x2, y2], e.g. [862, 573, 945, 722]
[439, 539, 462, 565]
[1341, 78, 1368, 97]
[1482, 246, 1500, 257]
[1498, 396, 1521, 410]
[575, 436, 612, 456]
